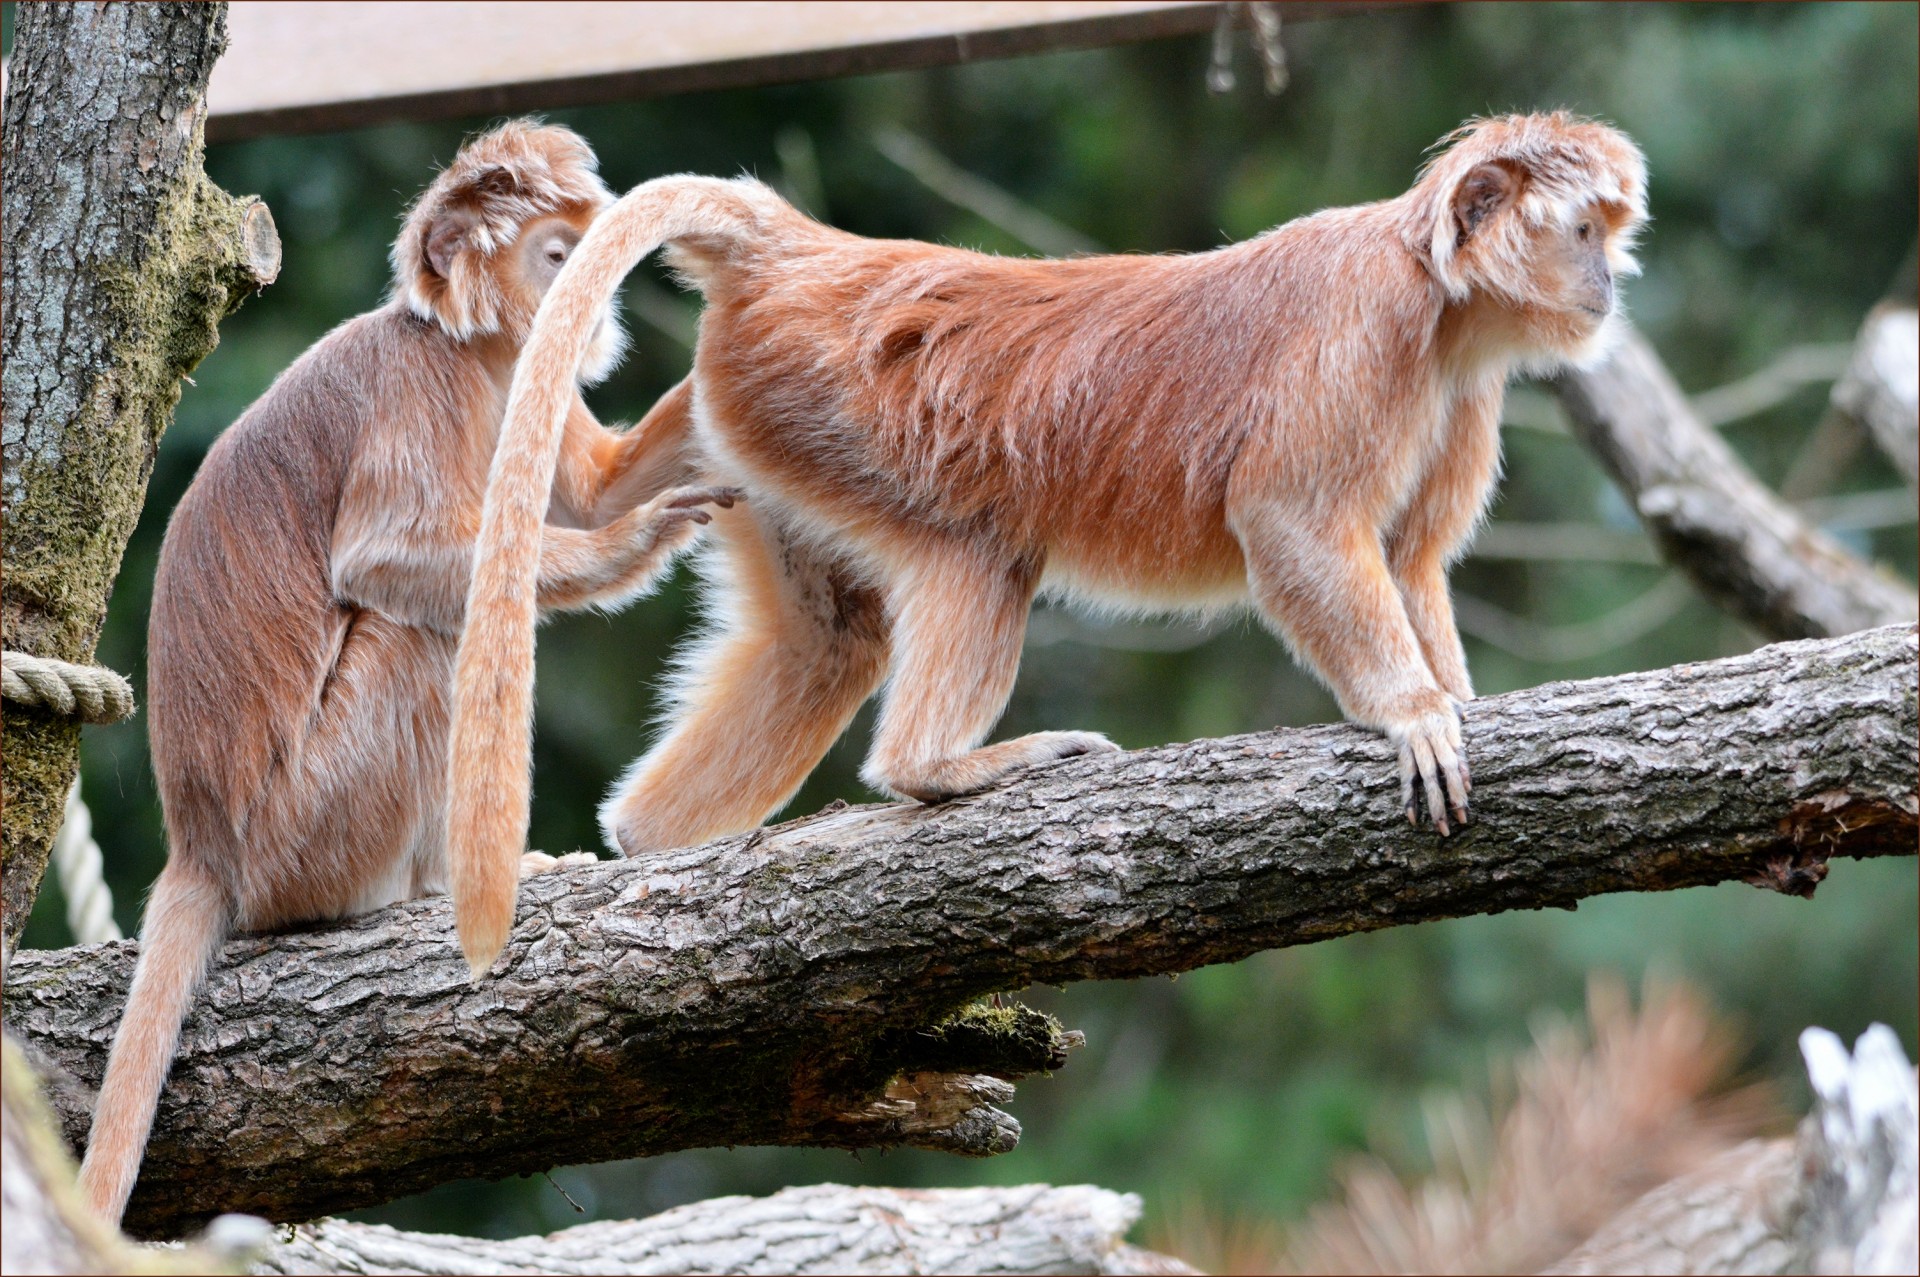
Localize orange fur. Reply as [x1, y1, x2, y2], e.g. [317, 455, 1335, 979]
[77, 122, 727, 1228]
[455, 113, 1646, 874]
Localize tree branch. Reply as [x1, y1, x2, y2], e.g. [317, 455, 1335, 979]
[1549, 324, 1917, 642]
[1548, 1025, 1918, 1275]
[5, 627, 1913, 1238]
[1831, 304, 1919, 494]
[249, 1184, 1197, 1276]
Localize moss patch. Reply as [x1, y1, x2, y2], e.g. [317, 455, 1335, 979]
[1, 715, 80, 950]
[876, 998, 1071, 1079]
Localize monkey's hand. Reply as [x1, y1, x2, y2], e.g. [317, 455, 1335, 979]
[618, 484, 745, 563]
[1388, 700, 1471, 836]
[539, 486, 743, 611]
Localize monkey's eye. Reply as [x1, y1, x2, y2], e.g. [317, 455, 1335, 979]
[545, 245, 567, 264]
[1576, 221, 1593, 241]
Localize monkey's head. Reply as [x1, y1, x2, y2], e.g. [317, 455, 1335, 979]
[393, 120, 625, 380]
[1406, 113, 1648, 368]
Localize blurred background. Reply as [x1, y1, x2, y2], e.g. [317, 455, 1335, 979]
[9, 0, 1917, 1251]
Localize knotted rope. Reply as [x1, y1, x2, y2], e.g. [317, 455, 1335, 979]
[1, 649, 136, 723]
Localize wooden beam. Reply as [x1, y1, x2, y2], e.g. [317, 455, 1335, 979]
[205, 2, 1227, 141]
[204, 1, 1391, 143]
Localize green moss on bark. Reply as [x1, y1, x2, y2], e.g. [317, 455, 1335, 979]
[5, 171, 264, 658]
[879, 999, 1071, 1078]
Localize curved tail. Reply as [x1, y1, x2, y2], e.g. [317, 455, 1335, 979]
[77, 859, 229, 1226]
[446, 176, 773, 981]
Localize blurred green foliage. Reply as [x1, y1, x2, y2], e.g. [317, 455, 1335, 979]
[12, 0, 1917, 1248]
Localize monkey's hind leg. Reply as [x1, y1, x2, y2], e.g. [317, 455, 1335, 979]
[602, 515, 890, 856]
[862, 552, 1117, 803]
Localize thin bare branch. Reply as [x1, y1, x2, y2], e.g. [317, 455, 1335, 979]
[1550, 323, 1917, 640]
[1831, 304, 1919, 492]
[250, 1184, 1198, 1276]
[872, 125, 1104, 258]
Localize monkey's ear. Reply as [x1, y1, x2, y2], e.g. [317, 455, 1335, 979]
[474, 165, 519, 199]
[1451, 163, 1517, 244]
[424, 213, 473, 280]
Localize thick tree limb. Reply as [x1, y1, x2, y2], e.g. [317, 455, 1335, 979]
[5, 626, 1914, 1238]
[249, 1183, 1197, 1276]
[1550, 324, 1917, 642]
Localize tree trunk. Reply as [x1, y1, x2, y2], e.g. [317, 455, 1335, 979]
[0, 0, 280, 949]
[5, 626, 1912, 1238]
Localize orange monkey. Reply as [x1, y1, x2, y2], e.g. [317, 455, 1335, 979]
[451, 112, 1646, 912]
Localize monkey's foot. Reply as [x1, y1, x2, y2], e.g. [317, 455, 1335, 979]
[518, 850, 600, 878]
[866, 731, 1119, 803]
[1388, 706, 1471, 836]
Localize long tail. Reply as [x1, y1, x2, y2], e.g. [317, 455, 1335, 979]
[446, 175, 775, 981]
[76, 859, 229, 1226]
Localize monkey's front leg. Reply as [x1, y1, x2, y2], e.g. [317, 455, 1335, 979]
[547, 383, 699, 529]
[1238, 515, 1471, 833]
[1386, 392, 1500, 704]
[1390, 554, 1474, 705]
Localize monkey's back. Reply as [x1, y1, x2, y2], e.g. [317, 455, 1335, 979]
[148, 323, 368, 862]
[146, 312, 470, 894]
[692, 205, 1439, 606]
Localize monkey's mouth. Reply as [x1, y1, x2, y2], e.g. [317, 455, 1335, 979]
[1578, 305, 1611, 319]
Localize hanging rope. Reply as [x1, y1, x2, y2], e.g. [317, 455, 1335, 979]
[53, 780, 122, 944]
[1, 650, 136, 723]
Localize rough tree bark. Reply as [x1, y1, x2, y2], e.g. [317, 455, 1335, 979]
[252, 1184, 1197, 1276]
[0, 0, 280, 949]
[1548, 323, 1918, 643]
[5, 625, 1913, 1238]
[238, 1029, 1915, 1277]
[1, 1035, 265, 1276]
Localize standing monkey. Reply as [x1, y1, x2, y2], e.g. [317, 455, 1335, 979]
[450, 113, 1647, 890]
[77, 121, 731, 1226]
